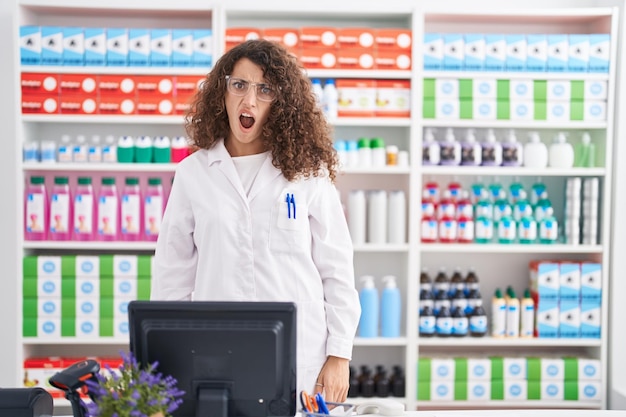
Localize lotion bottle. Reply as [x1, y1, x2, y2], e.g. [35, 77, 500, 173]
[574, 131, 596, 168]
[549, 132, 575, 168]
[502, 129, 523, 167]
[481, 128, 502, 166]
[440, 128, 461, 166]
[524, 131, 548, 168]
[422, 128, 440, 165]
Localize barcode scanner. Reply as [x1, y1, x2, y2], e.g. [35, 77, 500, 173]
[48, 359, 100, 417]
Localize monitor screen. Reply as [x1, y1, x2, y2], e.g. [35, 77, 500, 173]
[128, 301, 297, 417]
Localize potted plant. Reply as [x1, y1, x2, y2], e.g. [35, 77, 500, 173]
[84, 351, 185, 417]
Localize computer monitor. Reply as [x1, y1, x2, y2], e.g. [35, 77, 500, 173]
[128, 300, 297, 417]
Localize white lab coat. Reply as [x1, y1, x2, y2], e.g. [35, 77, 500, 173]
[151, 139, 361, 394]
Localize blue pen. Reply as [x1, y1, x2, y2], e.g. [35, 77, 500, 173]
[315, 393, 329, 414]
[290, 194, 296, 219]
[285, 193, 291, 218]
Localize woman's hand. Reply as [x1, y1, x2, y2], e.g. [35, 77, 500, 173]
[313, 356, 350, 404]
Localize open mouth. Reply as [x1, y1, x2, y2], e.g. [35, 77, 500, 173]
[240, 112, 255, 129]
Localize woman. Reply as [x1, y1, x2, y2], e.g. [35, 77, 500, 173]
[151, 39, 361, 405]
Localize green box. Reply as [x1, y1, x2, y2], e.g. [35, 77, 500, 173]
[564, 357, 579, 381]
[564, 381, 579, 400]
[455, 358, 468, 382]
[497, 100, 510, 120]
[460, 99, 473, 119]
[100, 277, 114, 298]
[528, 380, 541, 400]
[100, 255, 115, 278]
[570, 100, 584, 120]
[423, 98, 435, 119]
[137, 278, 151, 300]
[534, 80, 547, 101]
[61, 297, 76, 318]
[62, 318, 76, 337]
[490, 357, 504, 381]
[23, 256, 38, 277]
[459, 79, 473, 99]
[491, 380, 504, 400]
[527, 357, 541, 381]
[454, 380, 467, 401]
[418, 357, 431, 382]
[23, 278, 38, 298]
[61, 277, 76, 298]
[571, 80, 585, 100]
[417, 381, 431, 401]
[100, 297, 114, 320]
[61, 255, 76, 277]
[497, 79, 510, 100]
[100, 318, 114, 337]
[534, 100, 547, 120]
[23, 298, 38, 318]
[423, 78, 436, 99]
[23, 318, 38, 337]
[138, 255, 152, 278]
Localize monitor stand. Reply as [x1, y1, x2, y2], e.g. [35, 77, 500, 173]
[196, 386, 229, 417]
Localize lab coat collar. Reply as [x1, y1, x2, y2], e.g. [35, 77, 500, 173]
[207, 139, 282, 202]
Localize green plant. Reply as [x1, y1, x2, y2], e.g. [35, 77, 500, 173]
[85, 351, 185, 417]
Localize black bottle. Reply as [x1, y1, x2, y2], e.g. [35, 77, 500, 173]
[359, 365, 375, 397]
[434, 289, 450, 315]
[420, 268, 432, 292]
[466, 288, 482, 316]
[451, 288, 468, 313]
[390, 366, 405, 397]
[469, 302, 488, 337]
[374, 367, 390, 397]
[419, 305, 436, 337]
[419, 288, 434, 314]
[465, 267, 480, 295]
[436, 305, 452, 337]
[451, 306, 468, 337]
[450, 267, 465, 296]
[433, 267, 450, 296]
[348, 366, 360, 398]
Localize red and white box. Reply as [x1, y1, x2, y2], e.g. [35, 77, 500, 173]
[337, 28, 376, 49]
[375, 28, 412, 51]
[136, 96, 174, 115]
[174, 75, 204, 101]
[59, 95, 98, 115]
[262, 28, 300, 51]
[98, 95, 136, 115]
[337, 79, 377, 117]
[22, 94, 59, 114]
[375, 49, 412, 70]
[300, 27, 338, 49]
[225, 27, 261, 51]
[98, 75, 136, 96]
[174, 95, 193, 115]
[299, 48, 337, 69]
[135, 75, 174, 97]
[58, 74, 98, 96]
[23, 357, 65, 398]
[336, 48, 375, 70]
[21, 73, 59, 94]
[375, 80, 411, 118]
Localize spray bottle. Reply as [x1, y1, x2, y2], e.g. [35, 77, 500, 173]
[520, 289, 535, 338]
[381, 275, 401, 338]
[358, 275, 379, 338]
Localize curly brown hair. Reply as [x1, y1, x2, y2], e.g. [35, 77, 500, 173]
[185, 39, 338, 182]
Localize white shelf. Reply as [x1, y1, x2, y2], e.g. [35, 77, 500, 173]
[341, 167, 411, 175]
[420, 120, 608, 129]
[417, 400, 602, 409]
[23, 162, 178, 172]
[418, 337, 602, 348]
[420, 244, 603, 254]
[23, 338, 128, 345]
[21, 114, 186, 124]
[23, 241, 157, 251]
[332, 117, 411, 127]
[353, 244, 410, 253]
[21, 65, 210, 75]
[354, 337, 408, 347]
[423, 70, 610, 81]
[306, 69, 412, 79]
[420, 166, 606, 177]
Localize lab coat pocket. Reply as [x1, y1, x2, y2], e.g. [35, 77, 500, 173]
[269, 192, 309, 253]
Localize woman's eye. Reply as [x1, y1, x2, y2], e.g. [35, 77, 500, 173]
[233, 81, 246, 90]
[260, 86, 272, 94]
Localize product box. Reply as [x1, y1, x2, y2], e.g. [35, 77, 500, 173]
[136, 96, 174, 115]
[375, 80, 410, 117]
[375, 28, 412, 51]
[21, 72, 59, 94]
[374, 49, 411, 70]
[23, 318, 61, 338]
[192, 29, 213, 67]
[467, 358, 491, 380]
[565, 380, 603, 401]
[337, 28, 375, 49]
[464, 34, 485, 71]
[76, 297, 100, 318]
[76, 317, 100, 338]
[423, 33, 443, 70]
[546, 99, 570, 119]
[23, 298, 61, 318]
[98, 75, 136, 96]
[336, 79, 377, 117]
[584, 100, 607, 121]
[98, 96, 136, 115]
[422, 98, 459, 119]
[467, 381, 490, 401]
[128, 28, 150, 67]
[262, 28, 299, 51]
[472, 99, 497, 120]
[59, 95, 98, 115]
[336, 48, 375, 70]
[580, 262, 602, 301]
[106, 28, 129, 66]
[299, 47, 337, 69]
[509, 79, 533, 100]
[172, 29, 193, 67]
[174, 95, 193, 114]
[23, 256, 65, 279]
[20, 25, 42, 65]
[418, 381, 454, 401]
[21, 93, 58, 114]
[504, 380, 527, 400]
[473, 78, 497, 99]
[435, 78, 459, 98]
[580, 300, 601, 338]
[526, 34, 548, 72]
[174, 75, 203, 99]
[75, 278, 99, 298]
[541, 381, 564, 400]
[443, 34, 464, 70]
[530, 260, 560, 301]
[509, 100, 533, 121]
[84, 28, 106, 66]
[578, 358, 602, 381]
[41, 26, 63, 66]
[23, 277, 59, 300]
[113, 297, 134, 318]
[536, 300, 559, 338]
[547, 34, 568, 72]
[568, 34, 590, 72]
[484, 35, 506, 71]
[503, 357, 527, 380]
[23, 357, 66, 397]
[418, 357, 455, 382]
[224, 27, 261, 51]
[506, 34, 527, 71]
[135, 75, 174, 97]
[559, 262, 581, 300]
[150, 29, 172, 66]
[588, 34, 610, 73]
[583, 79, 608, 100]
[541, 357, 565, 381]
[75, 255, 101, 278]
[62, 27, 84, 66]
[114, 316, 130, 338]
[59, 73, 98, 96]
[112, 277, 137, 299]
[299, 27, 337, 49]
[547, 80, 571, 101]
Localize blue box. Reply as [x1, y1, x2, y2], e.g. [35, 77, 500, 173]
[588, 34, 610, 73]
[580, 300, 601, 338]
[568, 34, 589, 72]
[559, 262, 581, 301]
[536, 300, 559, 338]
[192, 29, 213, 67]
[464, 34, 485, 71]
[547, 34, 568, 72]
[484, 34, 506, 71]
[106, 28, 128, 66]
[506, 34, 526, 72]
[129, 29, 150, 67]
[423, 33, 443, 70]
[84, 28, 106, 66]
[443, 34, 464, 70]
[20, 26, 41, 65]
[526, 34, 547, 72]
[559, 300, 580, 338]
[581, 262, 602, 301]
[41, 26, 63, 66]
[62, 27, 84, 66]
[172, 29, 193, 67]
[151, 29, 172, 67]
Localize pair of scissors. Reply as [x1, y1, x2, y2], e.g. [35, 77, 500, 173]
[300, 391, 330, 415]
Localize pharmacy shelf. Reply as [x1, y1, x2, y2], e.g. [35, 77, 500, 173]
[332, 117, 411, 127]
[341, 167, 411, 175]
[420, 244, 603, 254]
[418, 337, 602, 348]
[23, 241, 157, 251]
[306, 69, 412, 80]
[354, 337, 408, 347]
[420, 166, 606, 177]
[353, 244, 410, 253]
[21, 114, 186, 124]
[23, 338, 128, 345]
[417, 400, 602, 410]
[21, 65, 210, 76]
[420, 120, 608, 129]
[423, 70, 610, 81]
[22, 162, 178, 172]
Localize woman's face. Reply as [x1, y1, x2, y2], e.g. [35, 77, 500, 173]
[224, 58, 273, 157]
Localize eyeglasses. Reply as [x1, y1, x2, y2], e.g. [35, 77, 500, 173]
[225, 76, 276, 102]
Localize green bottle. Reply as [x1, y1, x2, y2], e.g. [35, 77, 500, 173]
[534, 191, 552, 223]
[539, 207, 559, 244]
[513, 190, 532, 222]
[530, 179, 547, 206]
[574, 132, 596, 168]
[493, 190, 512, 226]
[508, 177, 524, 205]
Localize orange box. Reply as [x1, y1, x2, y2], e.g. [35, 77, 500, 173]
[299, 47, 337, 69]
[375, 28, 412, 50]
[174, 75, 203, 100]
[337, 28, 376, 49]
[300, 27, 338, 48]
[374, 49, 412, 70]
[336, 48, 375, 70]
[135, 75, 174, 97]
[59, 95, 98, 114]
[21, 93, 59, 114]
[225, 27, 262, 50]
[98, 75, 136, 96]
[262, 28, 300, 51]
[336, 79, 377, 117]
[136, 96, 174, 115]
[21, 73, 59, 94]
[98, 95, 136, 115]
[59, 74, 98, 96]
[375, 80, 411, 118]
[23, 357, 65, 398]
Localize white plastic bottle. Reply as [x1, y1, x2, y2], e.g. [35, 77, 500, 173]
[524, 132, 548, 168]
[491, 289, 506, 338]
[102, 135, 117, 163]
[311, 78, 324, 109]
[348, 190, 367, 245]
[505, 289, 520, 338]
[88, 135, 102, 163]
[387, 190, 406, 244]
[520, 289, 535, 338]
[367, 190, 388, 244]
[57, 134, 73, 163]
[380, 275, 401, 337]
[481, 128, 502, 166]
[502, 129, 523, 167]
[460, 128, 482, 166]
[323, 78, 338, 120]
[73, 134, 88, 162]
[549, 132, 575, 168]
[422, 128, 440, 165]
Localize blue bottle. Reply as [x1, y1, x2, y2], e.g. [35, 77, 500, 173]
[358, 275, 379, 337]
[381, 275, 401, 338]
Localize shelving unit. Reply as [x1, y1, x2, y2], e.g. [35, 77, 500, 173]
[8, 0, 622, 413]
